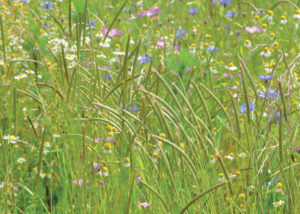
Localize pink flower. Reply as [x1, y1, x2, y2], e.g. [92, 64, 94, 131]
[137, 201, 152, 208]
[245, 26, 262, 34]
[73, 179, 89, 186]
[137, 7, 161, 17]
[157, 39, 164, 48]
[102, 27, 122, 38]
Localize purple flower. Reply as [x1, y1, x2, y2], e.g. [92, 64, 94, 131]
[41, 1, 54, 11]
[138, 55, 150, 64]
[219, 0, 232, 5]
[296, 148, 300, 154]
[129, 105, 139, 111]
[137, 176, 142, 184]
[212, 0, 217, 6]
[188, 8, 199, 15]
[137, 7, 161, 17]
[87, 20, 96, 26]
[239, 102, 255, 114]
[258, 89, 278, 99]
[208, 46, 219, 53]
[21, 0, 28, 3]
[225, 11, 237, 18]
[273, 177, 279, 185]
[259, 74, 272, 81]
[175, 29, 187, 40]
[137, 201, 152, 208]
[245, 26, 262, 34]
[103, 73, 111, 80]
[73, 179, 89, 186]
[270, 112, 285, 123]
[102, 27, 122, 38]
[43, 23, 51, 28]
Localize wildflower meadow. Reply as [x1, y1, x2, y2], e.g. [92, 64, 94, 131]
[0, 0, 300, 213]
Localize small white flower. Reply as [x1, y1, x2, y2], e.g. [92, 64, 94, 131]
[53, 134, 60, 138]
[273, 200, 284, 207]
[238, 152, 246, 158]
[17, 157, 26, 164]
[4, 135, 20, 144]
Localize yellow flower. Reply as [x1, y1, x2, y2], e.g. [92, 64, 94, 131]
[239, 193, 246, 199]
[179, 143, 184, 150]
[160, 133, 166, 138]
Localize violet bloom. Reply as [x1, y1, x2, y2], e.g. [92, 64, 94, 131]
[137, 201, 152, 208]
[239, 102, 255, 114]
[245, 26, 262, 34]
[212, 0, 217, 5]
[137, 176, 142, 184]
[103, 73, 111, 80]
[175, 29, 186, 40]
[137, 7, 161, 18]
[73, 179, 87, 186]
[270, 112, 285, 123]
[188, 8, 199, 15]
[129, 105, 139, 111]
[138, 55, 150, 64]
[258, 89, 278, 99]
[296, 148, 300, 154]
[219, 0, 232, 5]
[208, 46, 219, 53]
[225, 11, 237, 18]
[41, 1, 54, 11]
[102, 27, 122, 38]
[259, 74, 272, 81]
[87, 20, 96, 26]
[43, 23, 51, 28]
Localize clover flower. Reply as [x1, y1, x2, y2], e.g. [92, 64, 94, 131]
[137, 201, 152, 208]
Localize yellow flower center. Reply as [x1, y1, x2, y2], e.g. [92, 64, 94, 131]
[104, 143, 111, 150]
[124, 157, 130, 163]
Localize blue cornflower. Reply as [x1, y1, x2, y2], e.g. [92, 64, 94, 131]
[208, 46, 220, 53]
[239, 102, 255, 114]
[225, 11, 238, 18]
[43, 23, 51, 28]
[212, 0, 217, 6]
[129, 105, 139, 111]
[188, 8, 199, 15]
[175, 29, 187, 40]
[138, 55, 150, 64]
[41, 1, 54, 11]
[103, 73, 111, 80]
[270, 112, 285, 123]
[259, 74, 272, 81]
[21, 0, 28, 3]
[90, 20, 96, 26]
[225, 25, 231, 29]
[273, 178, 279, 185]
[258, 89, 278, 99]
[219, 0, 232, 5]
